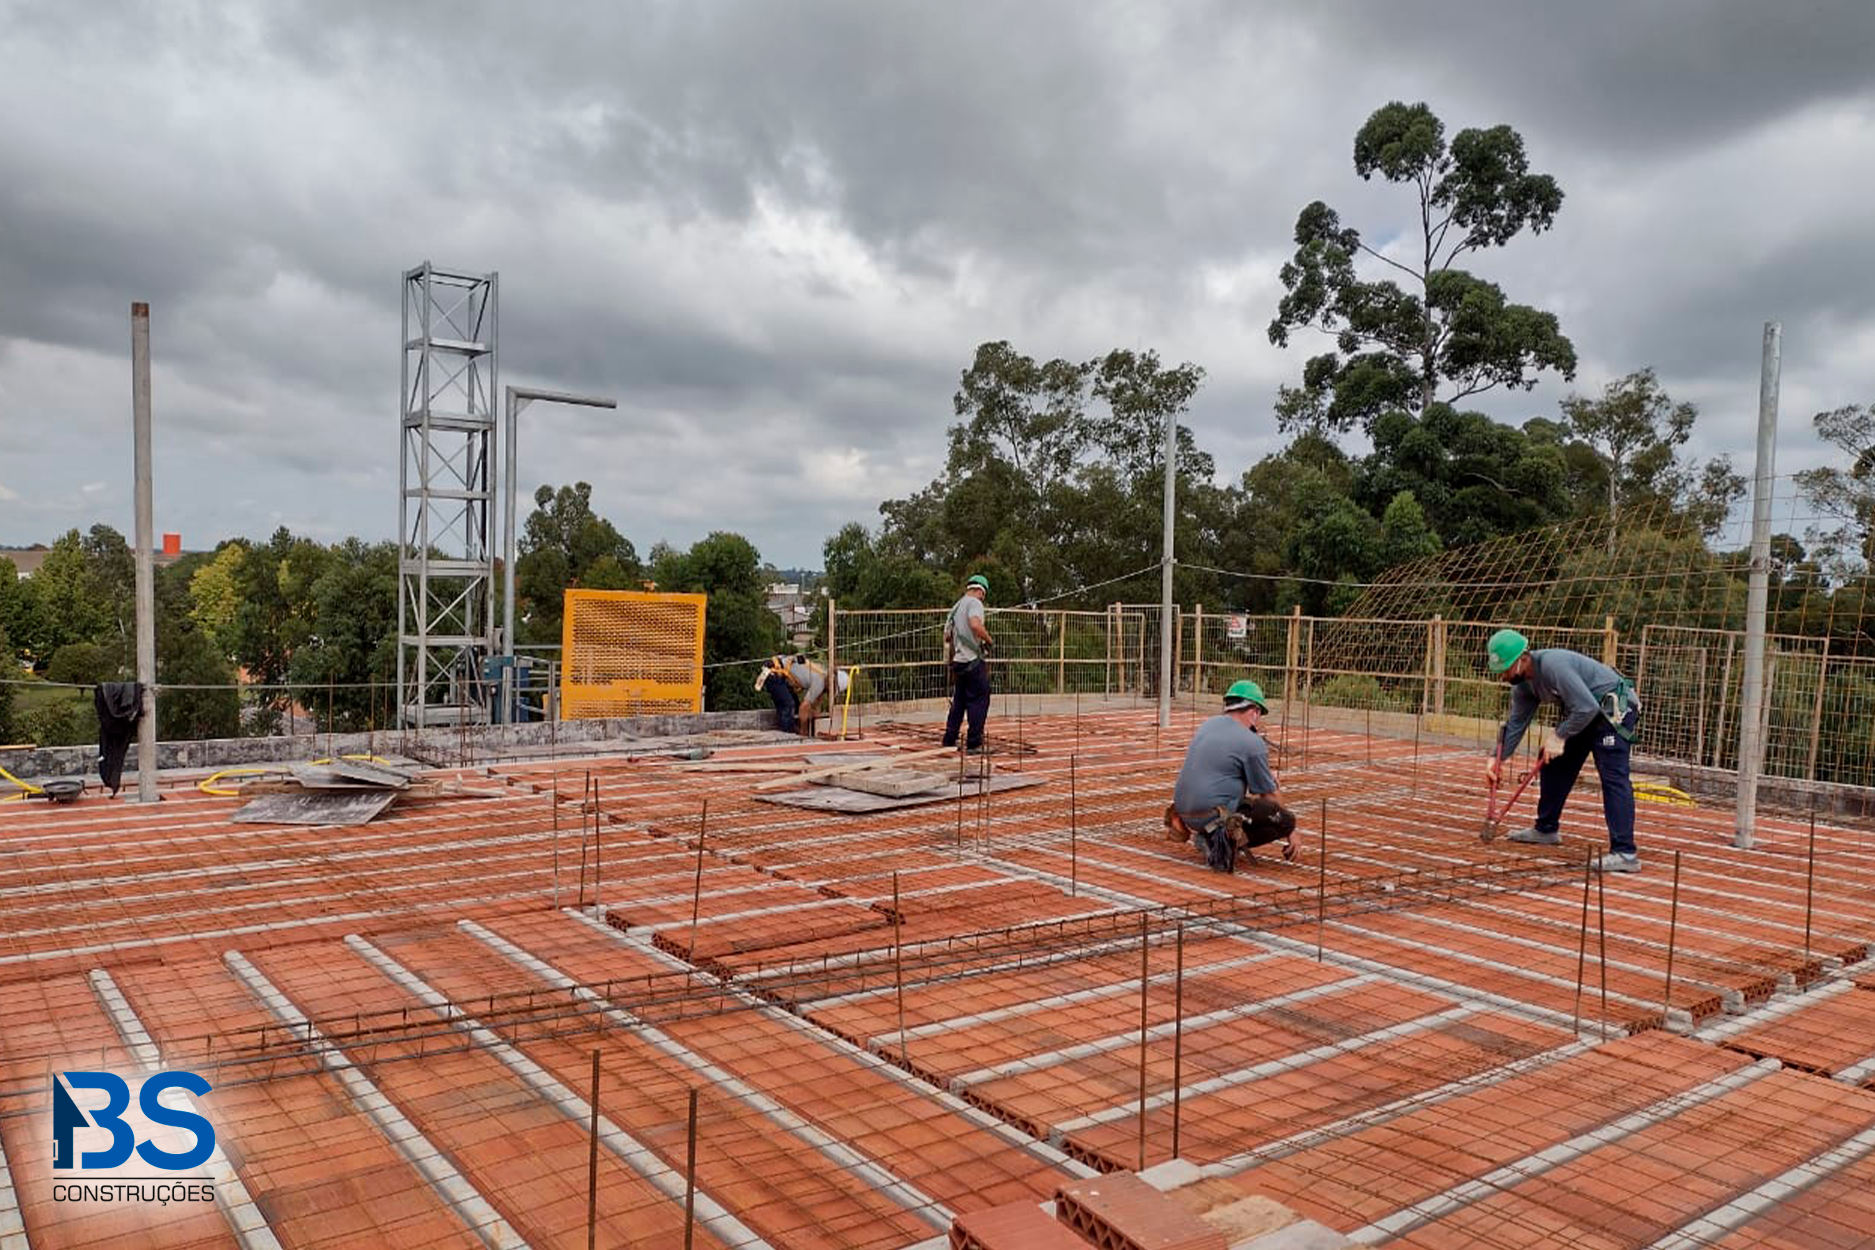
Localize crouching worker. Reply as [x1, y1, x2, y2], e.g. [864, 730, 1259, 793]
[1163, 679, 1297, 872]
[755, 654, 850, 736]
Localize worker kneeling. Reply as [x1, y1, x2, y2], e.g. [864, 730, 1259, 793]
[1164, 680, 1297, 872]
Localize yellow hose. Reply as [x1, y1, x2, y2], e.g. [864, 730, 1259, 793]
[839, 666, 861, 741]
[1634, 781, 1696, 808]
[199, 768, 274, 797]
[1, 764, 43, 803]
[201, 755, 393, 797]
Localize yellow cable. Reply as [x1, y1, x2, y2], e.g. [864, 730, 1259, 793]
[199, 768, 273, 797]
[203, 755, 392, 796]
[839, 665, 861, 741]
[1, 764, 44, 801]
[1634, 781, 1696, 808]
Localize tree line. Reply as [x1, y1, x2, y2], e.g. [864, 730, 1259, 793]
[0, 497, 787, 746]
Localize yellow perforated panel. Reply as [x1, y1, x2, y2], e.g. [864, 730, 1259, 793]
[560, 590, 707, 718]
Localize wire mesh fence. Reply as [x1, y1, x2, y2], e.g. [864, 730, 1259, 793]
[830, 606, 1153, 705]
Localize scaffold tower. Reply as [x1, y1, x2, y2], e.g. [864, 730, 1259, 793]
[398, 262, 499, 726]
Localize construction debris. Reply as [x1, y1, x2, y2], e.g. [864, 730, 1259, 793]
[758, 771, 1044, 813]
[227, 757, 501, 826]
[809, 767, 951, 798]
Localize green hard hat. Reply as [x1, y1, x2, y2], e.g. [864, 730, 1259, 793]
[1223, 678, 1268, 713]
[966, 574, 991, 595]
[1487, 628, 1529, 674]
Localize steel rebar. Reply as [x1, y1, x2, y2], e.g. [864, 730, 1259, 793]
[1171, 923, 1185, 1158]
[1663, 850, 1683, 1020]
[1136, 912, 1149, 1171]
[587, 1049, 600, 1250]
[686, 799, 709, 962]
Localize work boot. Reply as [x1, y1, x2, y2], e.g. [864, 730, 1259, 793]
[1594, 852, 1642, 874]
[1505, 827, 1561, 846]
[963, 743, 989, 756]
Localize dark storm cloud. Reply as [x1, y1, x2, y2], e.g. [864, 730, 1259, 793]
[3, 0, 1873, 563]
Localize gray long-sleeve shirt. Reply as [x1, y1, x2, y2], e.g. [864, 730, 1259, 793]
[1498, 648, 1630, 756]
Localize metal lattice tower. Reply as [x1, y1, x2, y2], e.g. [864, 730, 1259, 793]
[398, 263, 499, 727]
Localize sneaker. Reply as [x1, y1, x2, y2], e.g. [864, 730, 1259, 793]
[1505, 827, 1561, 846]
[1594, 852, 1642, 874]
[963, 744, 989, 755]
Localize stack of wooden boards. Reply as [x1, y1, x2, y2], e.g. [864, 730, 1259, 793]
[229, 757, 501, 826]
[662, 744, 1047, 813]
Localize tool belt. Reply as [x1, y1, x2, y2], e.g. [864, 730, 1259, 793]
[1164, 804, 1239, 843]
[1600, 678, 1640, 741]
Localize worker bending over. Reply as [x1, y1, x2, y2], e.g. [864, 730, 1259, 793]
[756, 654, 849, 737]
[941, 574, 994, 754]
[1485, 628, 1643, 873]
[1164, 679, 1297, 872]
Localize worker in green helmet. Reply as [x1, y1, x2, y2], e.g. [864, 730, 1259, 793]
[941, 574, 995, 753]
[1163, 678, 1297, 872]
[1485, 628, 1643, 873]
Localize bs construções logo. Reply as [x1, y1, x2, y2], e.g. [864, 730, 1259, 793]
[52, 1071, 217, 1205]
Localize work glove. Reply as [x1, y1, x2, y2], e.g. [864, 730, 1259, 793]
[1540, 729, 1568, 760]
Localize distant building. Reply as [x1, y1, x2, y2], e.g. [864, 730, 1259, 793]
[4, 533, 193, 577]
[765, 582, 815, 649]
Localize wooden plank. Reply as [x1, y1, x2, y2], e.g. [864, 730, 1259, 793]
[751, 745, 956, 792]
[756, 773, 1046, 813]
[318, 758, 418, 788]
[230, 791, 398, 826]
[810, 768, 951, 798]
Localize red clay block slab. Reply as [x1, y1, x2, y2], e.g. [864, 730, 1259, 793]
[1056, 1173, 1227, 1250]
[951, 1201, 1095, 1249]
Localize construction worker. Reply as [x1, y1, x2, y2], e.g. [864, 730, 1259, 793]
[1164, 679, 1297, 872]
[1485, 628, 1643, 873]
[941, 574, 994, 753]
[755, 654, 849, 737]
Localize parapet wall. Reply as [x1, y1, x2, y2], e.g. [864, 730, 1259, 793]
[1, 708, 777, 779]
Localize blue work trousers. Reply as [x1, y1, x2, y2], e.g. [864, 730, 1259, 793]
[942, 659, 991, 749]
[1534, 708, 1639, 855]
[764, 673, 799, 733]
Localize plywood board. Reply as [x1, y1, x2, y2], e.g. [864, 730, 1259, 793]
[231, 791, 398, 826]
[318, 758, 417, 788]
[811, 768, 951, 798]
[756, 772, 1045, 813]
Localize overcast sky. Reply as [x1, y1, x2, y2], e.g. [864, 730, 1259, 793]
[3, 1, 1871, 568]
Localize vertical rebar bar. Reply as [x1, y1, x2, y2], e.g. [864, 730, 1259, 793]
[1663, 850, 1683, 1020]
[684, 1086, 699, 1250]
[1171, 923, 1185, 1159]
[1573, 848, 1593, 1036]
[686, 799, 709, 962]
[551, 774, 561, 909]
[1316, 796, 1328, 962]
[1804, 799, 1818, 967]
[587, 1049, 600, 1250]
[592, 774, 603, 916]
[1069, 754, 1079, 898]
[955, 749, 965, 848]
[893, 870, 909, 1066]
[1136, 912, 1149, 1172]
[1596, 863, 1610, 1040]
